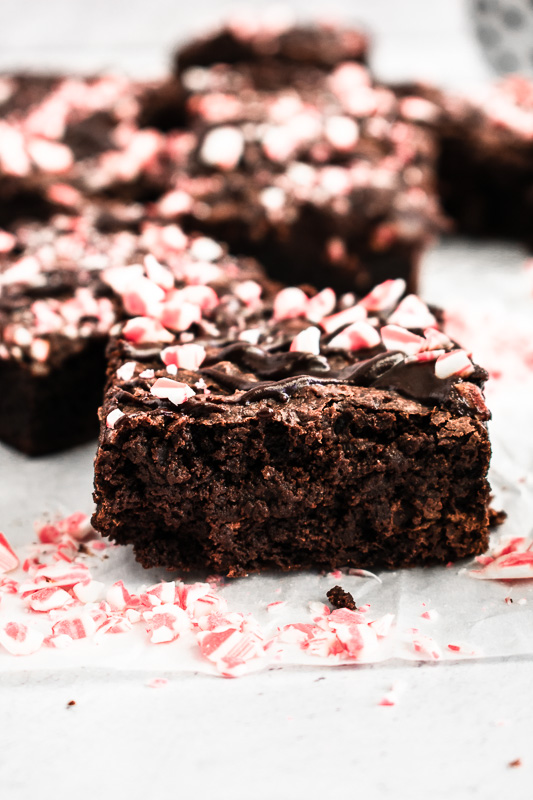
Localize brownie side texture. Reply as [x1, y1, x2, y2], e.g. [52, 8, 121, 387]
[93, 382, 490, 576]
[0, 337, 107, 455]
[393, 78, 533, 243]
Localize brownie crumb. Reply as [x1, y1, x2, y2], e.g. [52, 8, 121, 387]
[327, 585, 357, 611]
[508, 758, 522, 768]
[66, 700, 76, 708]
[489, 507, 507, 527]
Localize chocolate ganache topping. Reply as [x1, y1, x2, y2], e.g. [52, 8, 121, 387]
[107, 263, 490, 425]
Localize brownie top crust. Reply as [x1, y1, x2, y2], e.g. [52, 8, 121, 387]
[0, 210, 267, 374]
[175, 18, 369, 79]
[102, 272, 490, 439]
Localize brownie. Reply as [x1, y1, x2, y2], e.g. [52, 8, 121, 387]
[0, 204, 260, 454]
[175, 19, 369, 88]
[393, 77, 533, 244]
[93, 274, 491, 576]
[0, 73, 181, 227]
[152, 61, 444, 294]
[327, 586, 357, 611]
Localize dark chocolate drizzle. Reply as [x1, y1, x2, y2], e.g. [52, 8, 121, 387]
[191, 350, 477, 410]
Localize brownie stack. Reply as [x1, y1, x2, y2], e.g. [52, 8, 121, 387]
[0, 18, 505, 574]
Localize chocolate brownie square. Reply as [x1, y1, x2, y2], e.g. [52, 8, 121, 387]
[0, 73, 179, 227]
[152, 60, 444, 295]
[93, 274, 491, 575]
[393, 77, 533, 244]
[175, 18, 369, 88]
[0, 204, 252, 454]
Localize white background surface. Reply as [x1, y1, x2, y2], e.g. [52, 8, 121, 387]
[1, 3, 533, 799]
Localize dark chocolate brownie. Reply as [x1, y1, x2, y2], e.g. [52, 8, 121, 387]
[151, 61, 445, 294]
[0, 206, 263, 454]
[93, 275, 491, 576]
[175, 19, 369, 87]
[0, 73, 183, 226]
[393, 77, 533, 244]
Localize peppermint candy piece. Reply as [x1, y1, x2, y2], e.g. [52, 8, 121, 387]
[121, 276, 165, 318]
[0, 230, 16, 253]
[289, 326, 321, 355]
[33, 562, 90, 588]
[72, 580, 104, 603]
[116, 361, 136, 382]
[381, 324, 426, 355]
[143, 604, 190, 643]
[0, 533, 19, 574]
[200, 126, 244, 170]
[325, 115, 359, 150]
[388, 294, 437, 330]
[150, 377, 195, 406]
[106, 409, 125, 429]
[122, 316, 174, 344]
[161, 344, 206, 370]
[27, 138, 73, 173]
[233, 280, 262, 307]
[52, 612, 97, 640]
[306, 288, 336, 323]
[144, 254, 174, 291]
[359, 279, 406, 312]
[321, 302, 367, 334]
[273, 287, 308, 321]
[0, 622, 44, 655]
[328, 321, 380, 351]
[435, 350, 474, 379]
[28, 587, 73, 612]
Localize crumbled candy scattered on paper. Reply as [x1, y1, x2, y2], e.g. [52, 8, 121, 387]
[1, 510, 532, 677]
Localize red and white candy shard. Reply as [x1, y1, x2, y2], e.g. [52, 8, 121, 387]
[321, 302, 367, 334]
[200, 126, 244, 170]
[290, 326, 321, 355]
[0, 533, 19, 574]
[328, 320, 380, 351]
[28, 587, 72, 612]
[388, 294, 436, 329]
[0, 622, 44, 656]
[470, 537, 533, 580]
[122, 316, 174, 344]
[33, 562, 90, 588]
[106, 409, 125, 429]
[144, 254, 174, 291]
[359, 279, 406, 312]
[233, 280, 262, 306]
[424, 327, 452, 351]
[305, 288, 336, 323]
[412, 633, 442, 660]
[106, 580, 136, 611]
[197, 623, 265, 676]
[273, 287, 308, 321]
[381, 324, 425, 355]
[143, 604, 190, 644]
[150, 377, 195, 405]
[52, 612, 97, 640]
[435, 349, 474, 379]
[160, 343, 206, 370]
[73, 580, 104, 603]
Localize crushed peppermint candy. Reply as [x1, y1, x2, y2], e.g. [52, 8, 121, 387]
[469, 537, 533, 580]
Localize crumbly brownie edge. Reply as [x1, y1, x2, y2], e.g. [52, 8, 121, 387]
[92, 384, 491, 576]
